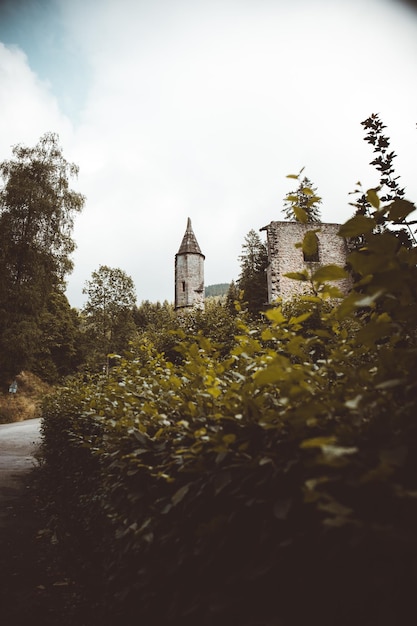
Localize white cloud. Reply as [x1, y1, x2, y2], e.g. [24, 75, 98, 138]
[0, 43, 73, 149]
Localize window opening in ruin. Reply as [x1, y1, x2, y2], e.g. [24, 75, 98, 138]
[182, 281, 186, 292]
[303, 246, 320, 263]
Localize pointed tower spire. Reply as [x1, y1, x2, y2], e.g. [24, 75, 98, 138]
[177, 218, 203, 256]
[175, 218, 205, 310]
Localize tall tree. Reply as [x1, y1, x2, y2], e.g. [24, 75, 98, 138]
[133, 300, 176, 331]
[237, 230, 268, 317]
[283, 169, 322, 223]
[0, 132, 84, 383]
[225, 280, 240, 315]
[33, 291, 84, 383]
[82, 265, 136, 370]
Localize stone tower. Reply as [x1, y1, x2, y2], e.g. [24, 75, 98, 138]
[175, 218, 205, 310]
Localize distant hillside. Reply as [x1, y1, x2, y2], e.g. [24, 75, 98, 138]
[205, 283, 230, 297]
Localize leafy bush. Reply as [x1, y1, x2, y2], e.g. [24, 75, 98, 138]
[39, 131, 417, 624]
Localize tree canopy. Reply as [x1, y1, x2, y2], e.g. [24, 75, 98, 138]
[0, 132, 84, 383]
[82, 265, 137, 370]
[237, 229, 268, 317]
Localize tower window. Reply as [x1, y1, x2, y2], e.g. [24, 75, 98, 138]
[182, 281, 186, 292]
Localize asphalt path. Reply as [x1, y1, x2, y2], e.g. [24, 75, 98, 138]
[0, 418, 42, 527]
[0, 417, 71, 625]
[0, 417, 94, 624]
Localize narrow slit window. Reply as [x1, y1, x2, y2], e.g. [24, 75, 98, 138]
[182, 281, 186, 292]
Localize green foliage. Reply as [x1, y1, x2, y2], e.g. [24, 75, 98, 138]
[33, 291, 84, 382]
[133, 299, 176, 330]
[0, 132, 84, 285]
[349, 113, 416, 247]
[39, 239, 417, 624]
[82, 265, 137, 371]
[225, 280, 241, 315]
[283, 168, 322, 223]
[301, 228, 320, 261]
[237, 229, 268, 317]
[38, 119, 417, 625]
[205, 283, 230, 297]
[0, 133, 84, 383]
[133, 299, 243, 363]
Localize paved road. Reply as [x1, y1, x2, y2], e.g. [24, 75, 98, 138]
[0, 417, 66, 625]
[0, 418, 42, 526]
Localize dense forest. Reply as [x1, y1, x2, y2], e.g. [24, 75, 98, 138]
[1, 116, 417, 625]
[205, 283, 230, 297]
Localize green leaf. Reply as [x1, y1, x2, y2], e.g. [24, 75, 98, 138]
[338, 215, 376, 237]
[254, 360, 290, 385]
[321, 444, 358, 459]
[265, 307, 286, 324]
[207, 386, 221, 398]
[302, 231, 319, 257]
[288, 312, 312, 325]
[312, 265, 347, 283]
[171, 484, 190, 506]
[388, 198, 416, 221]
[365, 231, 400, 256]
[345, 395, 362, 409]
[259, 456, 273, 466]
[356, 320, 391, 345]
[284, 271, 309, 281]
[286, 174, 299, 179]
[354, 289, 384, 307]
[375, 378, 404, 390]
[293, 206, 308, 223]
[319, 500, 353, 519]
[300, 436, 337, 449]
[366, 188, 380, 209]
[307, 195, 321, 206]
[132, 429, 149, 445]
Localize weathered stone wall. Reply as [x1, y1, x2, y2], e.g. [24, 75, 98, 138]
[261, 221, 351, 302]
[175, 253, 205, 309]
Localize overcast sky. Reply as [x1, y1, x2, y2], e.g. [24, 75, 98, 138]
[0, 0, 416, 308]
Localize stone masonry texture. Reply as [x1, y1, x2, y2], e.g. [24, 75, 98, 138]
[261, 221, 351, 302]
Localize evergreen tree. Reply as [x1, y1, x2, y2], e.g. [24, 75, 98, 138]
[205, 283, 230, 298]
[283, 170, 322, 223]
[237, 230, 268, 317]
[225, 280, 241, 315]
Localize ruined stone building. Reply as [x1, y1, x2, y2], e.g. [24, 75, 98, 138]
[174, 217, 350, 310]
[175, 218, 205, 310]
[260, 221, 351, 303]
